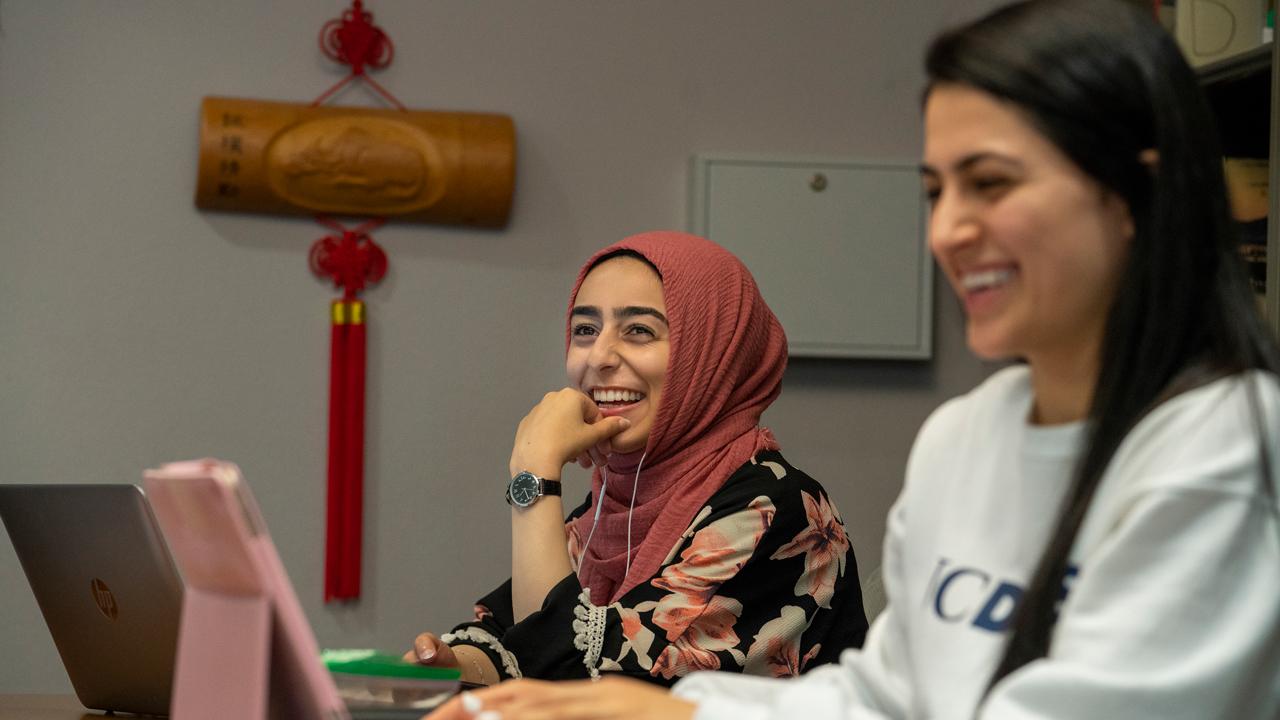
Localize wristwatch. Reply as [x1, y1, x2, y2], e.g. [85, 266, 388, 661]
[505, 471, 562, 508]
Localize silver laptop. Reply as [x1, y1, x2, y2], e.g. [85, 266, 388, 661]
[0, 484, 182, 716]
[1, 483, 448, 719]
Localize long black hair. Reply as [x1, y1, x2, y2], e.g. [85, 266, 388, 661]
[924, 0, 1280, 693]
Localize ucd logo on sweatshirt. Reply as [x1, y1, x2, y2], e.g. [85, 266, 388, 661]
[926, 557, 1079, 633]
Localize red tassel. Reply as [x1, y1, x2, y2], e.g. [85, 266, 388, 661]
[324, 302, 351, 602]
[341, 303, 367, 599]
[312, 225, 385, 603]
[322, 300, 369, 602]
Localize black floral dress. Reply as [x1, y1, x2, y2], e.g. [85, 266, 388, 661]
[441, 450, 869, 685]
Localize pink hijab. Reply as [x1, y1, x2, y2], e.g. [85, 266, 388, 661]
[567, 231, 788, 605]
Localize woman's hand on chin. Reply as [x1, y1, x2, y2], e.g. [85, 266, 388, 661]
[427, 677, 696, 720]
[510, 389, 631, 478]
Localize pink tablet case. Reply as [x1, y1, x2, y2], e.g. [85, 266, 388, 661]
[144, 459, 349, 720]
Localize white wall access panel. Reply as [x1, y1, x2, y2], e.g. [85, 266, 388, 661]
[690, 154, 932, 359]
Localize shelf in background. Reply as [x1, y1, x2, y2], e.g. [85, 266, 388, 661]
[1195, 37, 1280, 335]
[1199, 41, 1272, 159]
[1198, 42, 1272, 86]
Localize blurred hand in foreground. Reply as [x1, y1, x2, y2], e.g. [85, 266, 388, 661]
[426, 676, 696, 720]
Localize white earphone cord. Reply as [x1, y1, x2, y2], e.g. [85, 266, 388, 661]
[582, 471, 608, 554]
[624, 451, 646, 581]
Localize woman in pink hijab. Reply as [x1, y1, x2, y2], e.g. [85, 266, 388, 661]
[407, 231, 867, 688]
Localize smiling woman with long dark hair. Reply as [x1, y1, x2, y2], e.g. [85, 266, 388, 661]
[428, 2, 1280, 718]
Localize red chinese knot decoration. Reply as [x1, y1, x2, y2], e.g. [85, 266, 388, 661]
[310, 0, 403, 603]
[320, 0, 393, 74]
[313, 0, 403, 111]
[309, 217, 389, 300]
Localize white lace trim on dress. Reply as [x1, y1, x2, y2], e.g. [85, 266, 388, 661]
[571, 588, 608, 680]
[441, 627, 522, 679]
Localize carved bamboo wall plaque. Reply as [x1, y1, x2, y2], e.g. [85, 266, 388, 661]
[196, 96, 516, 227]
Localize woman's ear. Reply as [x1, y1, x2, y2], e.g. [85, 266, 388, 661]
[1100, 188, 1137, 243]
[1116, 148, 1159, 240]
[1100, 149, 1157, 243]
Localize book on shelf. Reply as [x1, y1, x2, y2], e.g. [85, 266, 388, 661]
[1224, 156, 1268, 298]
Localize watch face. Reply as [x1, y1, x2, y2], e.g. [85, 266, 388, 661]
[509, 472, 540, 507]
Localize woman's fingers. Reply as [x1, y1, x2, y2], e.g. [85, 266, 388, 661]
[423, 693, 466, 719]
[588, 445, 607, 467]
[577, 437, 619, 469]
[455, 679, 547, 709]
[413, 632, 441, 662]
[432, 642, 459, 668]
[410, 632, 459, 668]
[582, 415, 630, 446]
[446, 678, 695, 720]
[511, 389, 630, 475]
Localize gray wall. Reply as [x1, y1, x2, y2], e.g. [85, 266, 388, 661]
[0, 1, 998, 692]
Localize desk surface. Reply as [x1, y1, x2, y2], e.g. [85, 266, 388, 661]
[0, 694, 103, 720]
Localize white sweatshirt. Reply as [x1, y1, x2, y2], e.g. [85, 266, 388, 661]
[674, 366, 1280, 719]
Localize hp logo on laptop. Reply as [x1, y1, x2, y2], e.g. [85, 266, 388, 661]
[90, 578, 119, 620]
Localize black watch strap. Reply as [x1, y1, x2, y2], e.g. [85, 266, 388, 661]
[506, 471, 563, 507]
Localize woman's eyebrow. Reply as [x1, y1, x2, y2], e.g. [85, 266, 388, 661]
[921, 152, 1023, 178]
[958, 152, 1022, 171]
[571, 305, 667, 324]
[616, 306, 668, 324]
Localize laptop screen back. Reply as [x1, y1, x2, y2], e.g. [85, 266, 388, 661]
[0, 484, 182, 716]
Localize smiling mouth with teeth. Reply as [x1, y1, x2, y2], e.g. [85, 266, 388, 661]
[962, 267, 1017, 293]
[592, 388, 646, 407]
